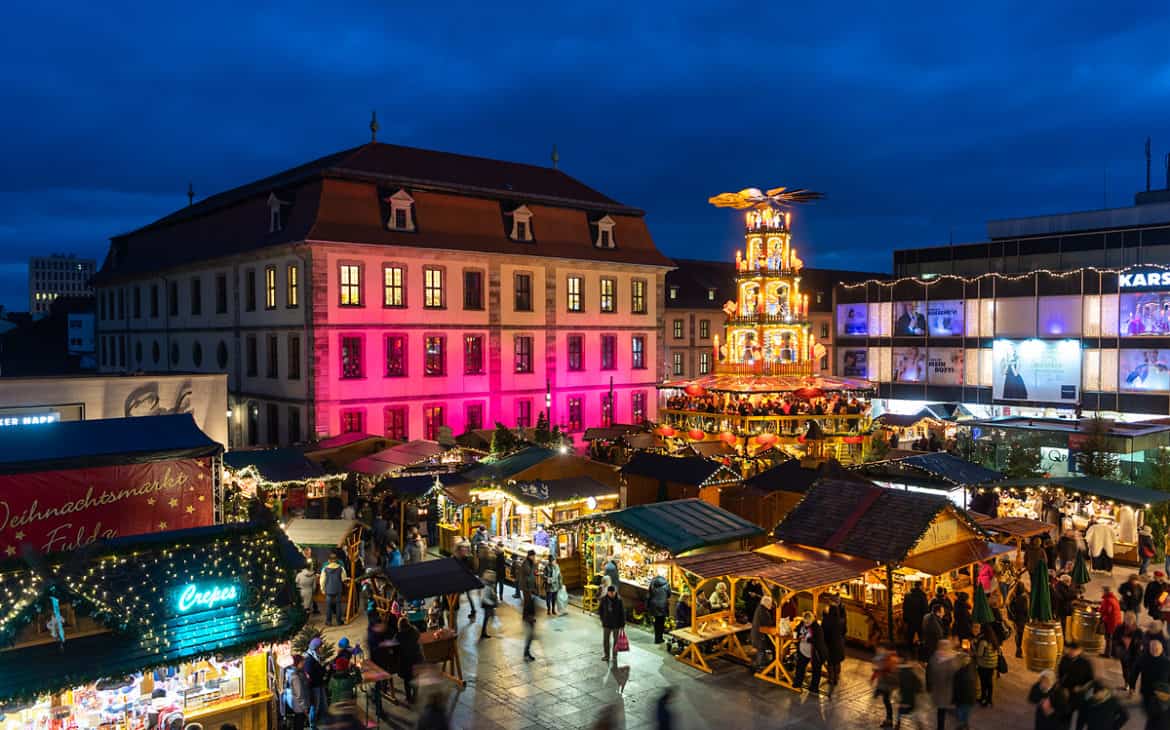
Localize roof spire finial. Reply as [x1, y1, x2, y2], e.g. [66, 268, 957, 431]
[551, 143, 559, 170]
[187, 182, 194, 207]
[370, 110, 379, 143]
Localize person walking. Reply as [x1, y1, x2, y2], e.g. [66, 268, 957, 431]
[1149, 572, 1169, 620]
[296, 561, 318, 616]
[396, 616, 421, 704]
[972, 624, 1000, 707]
[951, 592, 973, 647]
[523, 590, 537, 661]
[319, 552, 348, 627]
[287, 653, 309, 730]
[1120, 573, 1144, 615]
[454, 541, 477, 621]
[493, 541, 507, 601]
[1113, 611, 1143, 695]
[1008, 585, 1029, 659]
[822, 600, 846, 690]
[598, 584, 625, 663]
[648, 572, 672, 644]
[1057, 641, 1094, 730]
[604, 554, 621, 589]
[895, 653, 924, 730]
[543, 557, 563, 616]
[926, 640, 959, 730]
[929, 588, 953, 637]
[512, 552, 525, 599]
[404, 528, 424, 565]
[1141, 639, 1170, 722]
[479, 569, 498, 639]
[303, 637, 328, 730]
[951, 650, 977, 730]
[751, 594, 775, 671]
[871, 643, 898, 728]
[1028, 669, 1070, 730]
[1098, 586, 1122, 659]
[921, 604, 946, 662]
[794, 610, 828, 695]
[521, 549, 538, 602]
[1141, 526, 1158, 576]
[903, 579, 929, 653]
[1053, 575, 1076, 634]
[1079, 681, 1128, 730]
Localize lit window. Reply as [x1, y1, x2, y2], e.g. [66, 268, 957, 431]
[631, 392, 646, 422]
[601, 393, 613, 428]
[339, 264, 362, 306]
[386, 190, 415, 231]
[816, 291, 824, 304]
[699, 320, 710, 339]
[821, 323, 829, 338]
[600, 277, 616, 313]
[632, 335, 645, 369]
[425, 335, 446, 376]
[601, 334, 616, 370]
[341, 336, 363, 379]
[673, 319, 683, 339]
[669, 286, 679, 300]
[385, 335, 406, 377]
[514, 335, 533, 373]
[424, 405, 445, 440]
[510, 205, 533, 241]
[384, 406, 408, 440]
[286, 265, 299, 308]
[699, 351, 711, 374]
[567, 397, 583, 432]
[567, 335, 584, 371]
[567, 276, 583, 312]
[465, 335, 484, 375]
[383, 265, 405, 307]
[265, 266, 277, 309]
[424, 267, 444, 309]
[672, 352, 683, 375]
[631, 279, 647, 314]
[708, 288, 716, 301]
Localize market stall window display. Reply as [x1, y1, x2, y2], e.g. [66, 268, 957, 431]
[0, 515, 305, 729]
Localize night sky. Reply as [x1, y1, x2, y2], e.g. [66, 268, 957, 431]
[3, 3, 1169, 312]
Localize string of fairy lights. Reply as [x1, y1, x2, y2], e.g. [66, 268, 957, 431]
[838, 264, 1161, 290]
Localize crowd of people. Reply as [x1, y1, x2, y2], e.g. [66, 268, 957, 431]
[665, 392, 868, 418]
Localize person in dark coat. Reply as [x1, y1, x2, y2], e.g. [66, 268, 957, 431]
[395, 616, 422, 704]
[929, 588, 953, 637]
[647, 573, 672, 644]
[821, 600, 846, 688]
[1120, 573, 1144, 615]
[1141, 639, 1170, 720]
[493, 541, 507, 600]
[920, 604, 946, 662]
[1113, 611, 1143, 694]
[1057, 530, 1079, 571]
[951, 592, 973, 645]
[598, 584, 625, 663]
[1148, 572, 1168, 620]
[951, 651, 977, 729]
[1057, 642, 1094, 725]
[1025, 537, 1047, 576]
[1029, 669, 1070, 730]
[1079, 681, 1127, 730]
[902, 580, 929, 651]
[1008, 585, 1029, 658]
[1053, 575, 1077, 633]
[794, 610, 829, 694]
[750, 595, 775, 671]
[741, 580, 764, 622]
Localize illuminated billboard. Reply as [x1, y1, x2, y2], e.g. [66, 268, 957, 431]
[892, 347, 926, 382]
[992, 339, 1081, 403]
[1120, 291, 1170, 336]
[839, 348, 869, 378]
[927, 348, 965, 385]
[1120, 349, 1170, 392]
[837, 304, 870, 336]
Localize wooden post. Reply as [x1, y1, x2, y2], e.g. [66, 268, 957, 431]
[399, 502, 406, 551]
[885, 564, 895, 645]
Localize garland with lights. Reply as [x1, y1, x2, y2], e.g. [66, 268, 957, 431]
[839, 264, 1157, 290]
[0, 505, 306, 704]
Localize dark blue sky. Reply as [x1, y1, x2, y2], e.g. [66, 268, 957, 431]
[3, 3, 1169, 311]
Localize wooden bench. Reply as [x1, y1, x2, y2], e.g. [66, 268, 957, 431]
[668, 614, 751, 673]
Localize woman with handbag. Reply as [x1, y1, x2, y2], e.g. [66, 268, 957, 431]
[972, 624, 1002, 707]
[543, 558, 563, 616]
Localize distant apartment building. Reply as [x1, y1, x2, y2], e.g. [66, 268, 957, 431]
[95, 141, 672, 447]
[29, 254, 95, 314]
[663, 259, 883, 378]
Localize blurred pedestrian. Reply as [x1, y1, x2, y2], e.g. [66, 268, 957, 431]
[1008, 584, 1029, 659]
[1057, 641, 1093, 728]
[1113, 611, 1142, 695]
[479, 569, 498, 640]
[1079, 680, 1127, 730]
[926, 640, 959, 730]
[523, 591, 537, 661]
[656, 687, 676, 730]
[1028, 669, 1069, 730]
[972, 624, 1000, 707]
[1098, 587, 1121, 659]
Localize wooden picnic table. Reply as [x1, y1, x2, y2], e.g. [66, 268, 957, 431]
[668, 620, 751, 673]
[753, 622, 801, 690]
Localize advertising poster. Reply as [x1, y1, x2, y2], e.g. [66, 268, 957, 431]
[1119, 349, 1170, 392]
[894, 301, 928, 336]
[892, 347, 927, 382]
[837, 303, 869, 336]
[840, 348, 868, 377]
[927, 300, 964, 336]
[0, 457, 214, 555]
[992, 339, 1081, 403]
[1119, 292, 1170, 336]
[927, 348, 965, 385]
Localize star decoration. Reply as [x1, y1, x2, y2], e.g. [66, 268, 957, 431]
[147, 497, 156, 506]
[198, 495, 206, 502]
[13, 531, 24, 541]
[158, 521, 167, 530]
[186, 506, 195, 514]
[168, 498, 179, 508]
[4, 546, 14, 557]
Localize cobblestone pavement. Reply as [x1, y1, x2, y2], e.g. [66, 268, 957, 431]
[320, 570, 1155, 729]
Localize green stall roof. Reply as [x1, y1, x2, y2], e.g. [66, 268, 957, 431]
[556, 498, 764, 555]
[990, 476, 1170, 508]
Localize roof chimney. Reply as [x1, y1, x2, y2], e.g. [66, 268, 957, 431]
[551, 144, 559, 170]
[370, 110, 379, 143]
[187, 182, 194, 207]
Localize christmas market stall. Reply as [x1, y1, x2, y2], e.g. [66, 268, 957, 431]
[223, 447, 346, 520]
[551, 498, 764, 605]
[718, 459, 831, 548]
[851, 452, 1004, 509]
[466, 476, 619, 589]
[0, 517, 305, 729]
[283, 517, 362, 623]
[974, 475, 1170, 565]
[373, 472, 472, 553]
[346, 439, 474, 480]
[382, 559, 484, 687]
[766, 479, 1011, 646]
[620, 452, 742, 507]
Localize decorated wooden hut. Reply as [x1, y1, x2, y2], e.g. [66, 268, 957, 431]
[620, 452, 742, 507]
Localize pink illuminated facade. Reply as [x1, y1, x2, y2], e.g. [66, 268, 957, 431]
[95, 141, 671, 447]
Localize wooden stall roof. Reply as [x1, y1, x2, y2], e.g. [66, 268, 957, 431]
[971, 514, 1054, 540]
[900, 539, 1014, 576]
[553, 498, 763, 555]
[385, 558, 483, 601]
[284, 518, 358, 548]
[673, 551, 777, 578]
[673, 551, 864, 593]
[757, 542, 878, 574]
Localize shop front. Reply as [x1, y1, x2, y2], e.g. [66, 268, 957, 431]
[852, 452, 1004, 509]
[0, 518, 305, 729]
[223, 446, 346, 521]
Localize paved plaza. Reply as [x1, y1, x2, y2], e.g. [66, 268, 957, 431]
[316, 570, 1155, 730]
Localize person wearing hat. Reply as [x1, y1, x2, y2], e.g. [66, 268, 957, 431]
[303, 637, 328, 729]
[1140, 525, 1157, 576]
[794, 610, 828, 694]
[598, 583, 626, 663]
[901, 578, 929, 654]
[1148, 571, 1168, 621]
[750, 594, 775, 671]
[1099, 586, 1122, 659]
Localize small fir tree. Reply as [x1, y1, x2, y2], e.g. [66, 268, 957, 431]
[490, 422, 519, 455]
[1003, 435, 1044, 478]
[534, 411, 551, 446]
[1144, 448, 1170, 560]
[290, 624, 335, 664]
[1075, 416, 1120, 479]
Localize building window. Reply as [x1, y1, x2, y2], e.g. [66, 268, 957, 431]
[466, 403, 484, 432]
[246, 335, 258, 376]
[244, 271, 255, 312]
[567, 397, 583, 432]
[339, 264, 362, 306]
[217, 341, 228, 369]
[247, 404, 260, 446]
[672, 351, 683, 375]
[510, 205, 533, 241]
[385, 335, 406, 377]
[465, 335, 485, 375]
[288, 336, 301, 380]
[288, 407, 301, 444]
[600, 394, 613, 428]
[267, 404, 280, 445]
[99, 292, 106, 320]
[169, 342, 179, 366]
[463, 270, 484, 310]
[341, 409, 365, 434]
[601, 334, 616, 370]
[514, 272, 533, 312]
[190, 277, 202, 315]
[266, 334, 279, 378]
[117, 288, 125, 319]
[386, 190, 415, 231]
[265, 266, 277, 309]
[820, 322, 829, 338]
[632, 391, 646, 423]
[708, 288, 717, 301]
[816, 291, 824, 304]
[383, 265, 405, 308]
[566, 276, 583, 312]
[425, 335, 446, 376]
[192, 341, 203, 367]
[673, 319, 684, 339]
[516, 399, 532, 429]
[424, 405, 445, 440]
[565, 334, 584, 371]
[820, 354, 829, 370]
[514, 335, 533, 373]
[215, 274, 228, 314]
[699, 320, 710, 339]
[133, 287, 142, 318]
[669, 286, 679, 300]
[166, 281, 177, 316]
[287, 265, 299, 308]
[384, 406, 408, 440]
[595, 215, 616, 248]
[699, 351, 711, 375]
[135, 341, 142, 364]
[341, 336, 363, 379]
[424, 267, 445, 309]
[119, 335, 126, 367]
[394, 208, 408, 230]
[632, 335, 645, 369]
[150, 284, 159, 318]
[600, 277, 616, 313]
[631, 279, 647, 314]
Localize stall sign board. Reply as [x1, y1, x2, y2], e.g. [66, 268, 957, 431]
[243, 652, 268, 697]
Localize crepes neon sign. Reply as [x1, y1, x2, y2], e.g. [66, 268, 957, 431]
[176, 582, 239, 613]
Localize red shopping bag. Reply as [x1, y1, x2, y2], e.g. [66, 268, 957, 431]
[615, 629, 630, 652]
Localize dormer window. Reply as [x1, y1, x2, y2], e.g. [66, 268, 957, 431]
[595, 215, 617, 248]
[510, 205, 534, 241]
[267, 193, 289, 233]
[669, 286, 679, 300]
[386, 190, 416, 232]
[708, 288, 717, 301]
